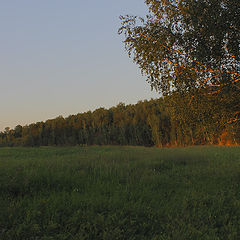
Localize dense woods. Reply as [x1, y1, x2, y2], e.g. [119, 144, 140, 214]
[1, 96, 239, 147]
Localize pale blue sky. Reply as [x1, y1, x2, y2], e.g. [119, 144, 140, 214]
[0, 0, 158, 131]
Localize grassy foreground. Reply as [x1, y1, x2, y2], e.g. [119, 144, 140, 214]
[0, 146, 239, 240]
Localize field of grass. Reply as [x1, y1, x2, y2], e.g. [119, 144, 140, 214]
[0, 146, 239, 240]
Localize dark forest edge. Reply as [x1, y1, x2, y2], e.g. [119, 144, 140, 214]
[1, 94, 239, 147]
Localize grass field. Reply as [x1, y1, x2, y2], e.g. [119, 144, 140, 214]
[0, 146, 239, 240]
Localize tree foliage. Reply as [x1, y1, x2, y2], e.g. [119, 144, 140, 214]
[119, 0, 240, 94]
[0, 98, 239, 147]
[119, 0, 240, 136]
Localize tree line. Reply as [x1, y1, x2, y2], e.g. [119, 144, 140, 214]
[1, 96, 239, 147]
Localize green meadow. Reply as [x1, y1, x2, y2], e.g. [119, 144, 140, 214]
[0, 146, 239, 240]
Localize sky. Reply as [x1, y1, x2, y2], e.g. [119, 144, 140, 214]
[0, 0, 159, 131]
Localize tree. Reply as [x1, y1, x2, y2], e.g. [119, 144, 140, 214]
[119, 0, 239, 92]
[119, 0, 240, 139]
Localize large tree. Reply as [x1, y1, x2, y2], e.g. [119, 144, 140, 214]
[119, 0, 240, 139]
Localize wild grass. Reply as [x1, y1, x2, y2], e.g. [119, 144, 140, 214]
[0, 146, 239, 239]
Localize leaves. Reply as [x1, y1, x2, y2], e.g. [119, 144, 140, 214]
[119, 0, 240, 134]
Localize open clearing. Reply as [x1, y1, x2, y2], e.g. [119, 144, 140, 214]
[0, 146, 239, 239]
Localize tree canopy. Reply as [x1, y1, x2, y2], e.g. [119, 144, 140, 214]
[1, 98, 239, 147]
[119, 0, 240, 135]
[119, 0, 240, 95]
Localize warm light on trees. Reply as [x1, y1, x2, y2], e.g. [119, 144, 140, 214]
[119, 0, 239, 137]
[119, 0, 239, 93]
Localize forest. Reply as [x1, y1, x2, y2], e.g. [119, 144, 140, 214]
[0, 94, 239, 147]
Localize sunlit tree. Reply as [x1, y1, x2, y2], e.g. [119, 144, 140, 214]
[119, 0, 240, 140]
